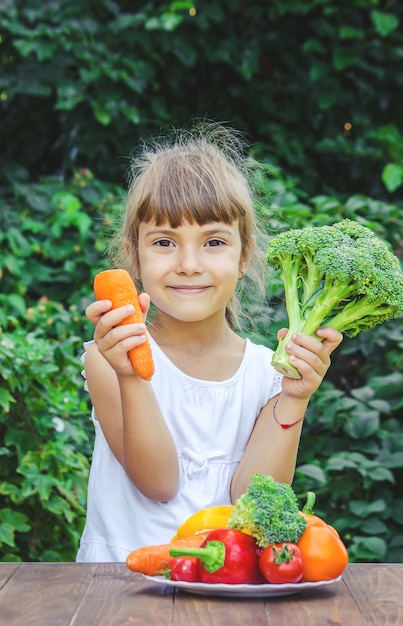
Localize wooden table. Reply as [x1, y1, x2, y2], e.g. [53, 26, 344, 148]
[0, 561, 402, 625]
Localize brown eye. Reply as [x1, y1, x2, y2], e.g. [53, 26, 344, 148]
[206, 239, 225, 247]
[155, 239, 174, 247]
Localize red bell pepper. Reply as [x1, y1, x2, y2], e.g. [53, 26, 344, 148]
[169, 528, 263, 584]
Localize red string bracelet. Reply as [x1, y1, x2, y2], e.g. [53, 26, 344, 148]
[273, 398, 306, 430]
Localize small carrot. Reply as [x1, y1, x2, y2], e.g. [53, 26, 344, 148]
[126, 532, 210, 576]
[93, 269, 155, 381]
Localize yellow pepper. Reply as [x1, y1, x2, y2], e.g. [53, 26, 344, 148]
[171, 505, 234, 541]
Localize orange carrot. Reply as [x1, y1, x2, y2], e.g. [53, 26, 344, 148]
[126, 532, 210, 576]
[93, 269, 155, 381]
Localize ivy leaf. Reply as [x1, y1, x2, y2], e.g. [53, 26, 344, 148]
[36, 41, 56, 61]
[0, 387, 15, 412]
[368, 467, 395, 483]
[369, 372, 403, 398]
[0, 523, 15, 547]
[51, 192, 82, 213]
[381, 163, 403, 193]
[352, 536, 387, 560]
[5, 294, 27, 318]
[0, 509, 30, 547]
[326, 457, 357, 471]
[0, 508, 30, 532]
[56, 84, 84, 111]
[146, 13, 184, 31]
[349, 499, 386, 518]
[74, 212, 93, 237]
[351, 386, 374, 402]
[13, 39, 37, 57]
[339, 26, 365, 40]
[344, 409, 379, 439]
[46, 495, 75, 522]
[119, 103, 140, 124]
[94, 107, 112, 126]
[296, 463, 327, 486]
[361, 518, 388, 535]
[333, 47, 356, 70]
[371, 11, 400, 37]
[18, 463, 57, 500]
[382, 452, 403, 469]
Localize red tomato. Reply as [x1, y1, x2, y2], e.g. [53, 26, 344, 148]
[169, 557, 200, 582]
[259, 543, 303, 584]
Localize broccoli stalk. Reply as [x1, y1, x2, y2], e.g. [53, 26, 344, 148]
[265, 219, 403, 379]
[227, 473, 306, 547]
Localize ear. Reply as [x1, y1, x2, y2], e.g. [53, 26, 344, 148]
[239, 235, 256, 277]
[124, 237, 141, 279]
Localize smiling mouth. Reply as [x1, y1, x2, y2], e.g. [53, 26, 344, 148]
[169, 286, 210, 294]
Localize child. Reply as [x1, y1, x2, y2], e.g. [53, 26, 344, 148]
[76, 123, 342, 562]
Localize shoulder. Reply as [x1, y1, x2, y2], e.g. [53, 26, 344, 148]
[244, 337, 275, 363]
[243, 338, 282, 397]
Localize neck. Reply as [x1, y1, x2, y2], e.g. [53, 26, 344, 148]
[148, 311, 237, 353]
[147, 311, 246, 381]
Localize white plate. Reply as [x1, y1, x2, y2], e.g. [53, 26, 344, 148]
[142, 574, 342, 597]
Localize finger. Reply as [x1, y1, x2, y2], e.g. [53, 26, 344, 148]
[286, 341, 329, 377]
[277, 327, 289, 341]
[85, 299, 112, 325]
[315, 327, 343, 354]
[95, 322, 147, 354]
[286, 332, 334, 374]
[94, 305, 145, 340]
[138, 292, 151, 318]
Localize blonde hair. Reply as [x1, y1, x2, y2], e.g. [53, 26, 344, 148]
[109, 122, 267, 329]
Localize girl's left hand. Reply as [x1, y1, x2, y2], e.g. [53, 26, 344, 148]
[278, 326, 343, 398]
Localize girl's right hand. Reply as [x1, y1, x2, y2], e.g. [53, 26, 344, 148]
[86, 294, 151, 376]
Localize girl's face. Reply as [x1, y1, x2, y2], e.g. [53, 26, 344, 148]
[137, 219, 244, 324]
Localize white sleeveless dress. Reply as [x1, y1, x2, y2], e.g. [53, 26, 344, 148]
[76, 335, 282, 562]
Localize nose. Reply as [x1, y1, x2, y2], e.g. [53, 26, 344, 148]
[176, 244, 202, 275]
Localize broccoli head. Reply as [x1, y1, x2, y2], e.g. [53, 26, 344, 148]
[227, 473, 306, 547]
[265, 218, 403, 378]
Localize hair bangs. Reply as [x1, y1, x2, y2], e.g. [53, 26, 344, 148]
[137, 150, 244, 228]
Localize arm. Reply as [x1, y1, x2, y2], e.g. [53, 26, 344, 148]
[230, 394, 306, 500]
[230, 326, 342, 501]
[85, 299, 179, 502]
